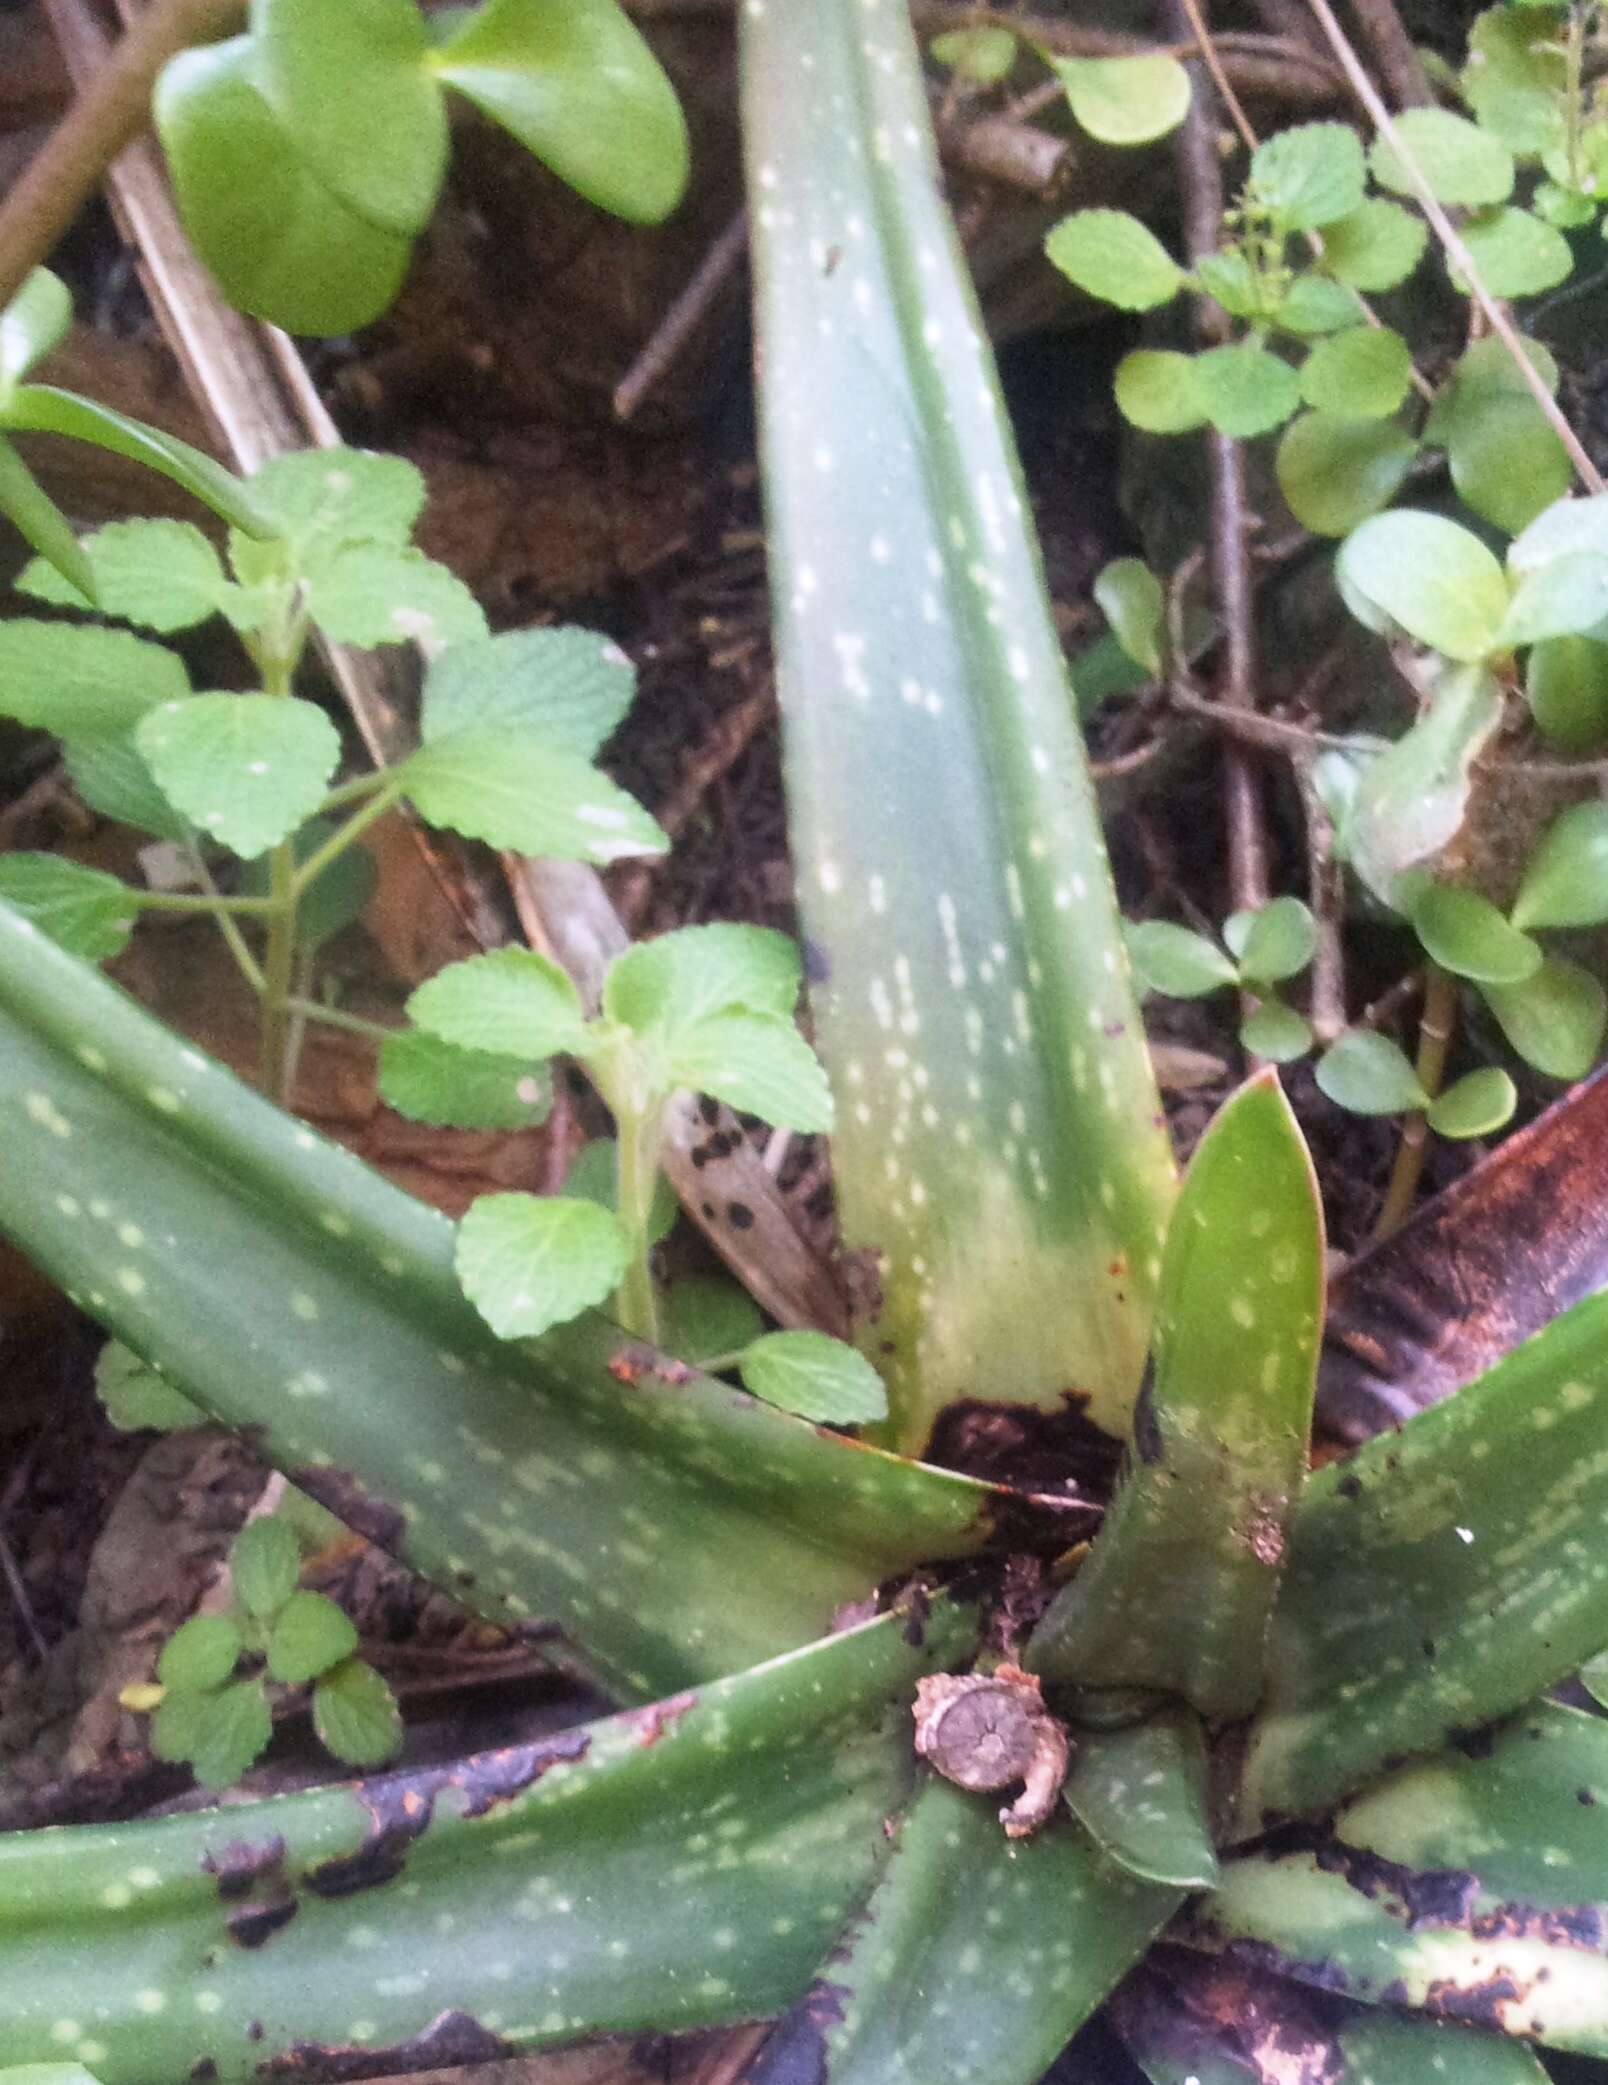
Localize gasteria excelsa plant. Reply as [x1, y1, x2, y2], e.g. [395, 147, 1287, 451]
[10, 6, 1608, 2085]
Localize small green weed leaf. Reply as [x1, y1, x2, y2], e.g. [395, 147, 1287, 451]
[1581, 1649, 1608, 1712]
[19, 519, 227, 633]
[1193, 250, 1262, 321]
[1483, 956, 1607, 1079]
[1063, 1706, 1218, 1888]
[266, 1589, 358, 1685]
[1411, 881, 1542, 985]
[1512, 491, 1608, 575]
[190, 1677, 272, 1788]
[1114, 348, 1206, 432]
[0, 435, 95, 602]
[660, 1275, 765, 1365]
[1337, 510, 1510, 662]
[378, 1028, 550, 1130]
[563, 1137, 678, 1246]
[1345, 665, 1504, 909]
[1272, 271, 1361, 337]
[1315, 198, 1427, 290]
[455, 1190, 629, 1339]
[1426, 1066, 1517, 1139]
[0, 268, 70, 394]
[665, 1010, 834, 1133]
[1193, 344, 1300, 438]
[1250, 121, 1365, 231]
[157, 1613, 242, 1692]
[135, 694, 340, 860]
[1461, 2, 1567, 157]
[247, 447, 424, 562]
[604, 920, 801, 1036]
[929, 25, 1016, 83]
[1527, 634, 1608, 752]
[95, 1340, 204, 1433]
[1043, 210, 1185, 312]
[1239, 998, 1312, 1063]
[0, 855, 136, 963]
[63, 731, 189, 841]
[1093, 557, 1163, 675]
[1046, 54, 1190, 147]
[431, 0, 689, 225]
[1455, 204, 1572, 299]
[1231, 896, 1318, 985]
[1316, 1030, 1427, 1114]
[1275, 411, 1417, 537]
[1297, 325, 1412, 419]
[307, 544, 487, 651]
[407, 945, 590, 1062]
[403, 729, 668, 863]
[1535, 177, 1596, 227]
[1369, 107, 1515, 207]
[1030, 1072, 1324, 1719]
[1499, 553, 1608, 649]
[148, 1685, 211, 1764]
[1429, 339, 1570, 537]
[0, 618, 188, 739]
[155, 38, 412, 335]
[311, 1655, 402, 1766]
[231, 1516, 302, 1623]
[737, 1330, 887, 1426]
[421, 626, 635, 757]
[1125, 920, 1236, 999]
[1513, 802, 1608, 930]
[256, 0, 446, 235]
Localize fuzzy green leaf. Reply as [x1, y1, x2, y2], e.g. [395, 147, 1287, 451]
[63, 730, 190, 842]
[1527, 633, 1608, 752]
[94, 1340, 204, 1433]
[1455, 204, 1572, 298]
[406, 945, 591, 1061]
[1316, 198, 1427, 290]
[189, 1676, 272, 1789]
[1297, 326, 1412, 419]
[1512, 801, 1608, 930]
[247, 447, 424, 562]
[307, 544, 487, 652]
[157, 1613, 242, 1693]
[0, 618, 189, 739]
[420, 625, 635, 757]
[1337, 510, 1510, 662]
[660, 1275, 765, 1365]
[0, 268, 70, 395]
[1369, 107, 1515, 207]
[1274, 271, 1365, 336]
[1114, 348, 1207, 432]
[1239, 999, 1312, 1063]
[1229, 896, 1317, 985]
[1043, 210, 1185, 312]
[1426, 1065, 1517, 1139]
[1315, 1030, 1427, 1114]
[737, 1331, 887, 1426]
[378, 1029, 551, 1130]
[1500, 553, 1608, 649]
[455, 1191, 629, 1339]
[1046, 54, 1191, 147]
[0, 855, 137, 963]
[18, 519, 228, 633]
[1251, 120, 1365, 230]
[665, 1010, 834, 1133]
[1482, 956, 1607, 1079]
[603, 920, 802, 1036]
[403, 728, 668, 863]
[1344, 664, 1505, 910]
[563, 1136, 678, 1246]
[134, 694, 340, 860]
[311, 1656, 403, 1766]
[1428, 338, 1569, 537]
[1093, 557, 1164, 675]
[1275, 411, 1418, 537]
[267, 1589, 359, 1685]
[1064, 1706, 1218, 1888]
[148, 1685, 212, 1765]
[256, 0, 446, 234]
[1411, 881, 1542, 984]
[930, 25, 1017, 83]
[1125, 921, 1238, 998]
[1461, 2, 1567, 157]
[431, 0, 689, 225]
[230, 1516, 302, 1624]
[1193, 344, 1300, 437]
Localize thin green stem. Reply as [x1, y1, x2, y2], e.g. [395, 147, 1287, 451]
[318, 768, 395, 815]
[259, 839, 299, 1103]
[292, 779, 408, 900]
[282, 997, 396, 1043]
[134, 890, 280, 916]
[186, 850, 265, 995]
[1372, 963, 1458, 1244]
[613, 1099, 665, 1344]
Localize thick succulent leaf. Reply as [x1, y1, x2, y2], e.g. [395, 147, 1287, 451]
[1319, 1065, 1608, 1443]
[1345, 663, 1505, 911]
[0, 433, 95, 600]
[1029, 1073, 1324, 1720]
[0, 902, 1006, 1701]
[746, 1776, 1180, 2085]
[0, 1601, 974, 2084]
[1239, 1287, 1608, 1827]
[742, 0, 1175, 1453]
[1063, 1706, 1218, 1889]
[1196, 1703, 1608, 2059]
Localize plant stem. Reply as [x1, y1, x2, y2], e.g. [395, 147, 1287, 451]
[282, 996, 396, 1043]
[291, 778, 407, 899]
[1372, 963, 1458, 1243]
[613, 1100, 664, 1344]
[135, 889, 279, 916]
[259, 837, 299, 1103]
[0, 0, 244, 316]
[318, 768, 395, 815]
[188, 849, 265, 994]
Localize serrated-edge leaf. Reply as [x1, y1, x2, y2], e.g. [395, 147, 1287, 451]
[230, 1516, 302, 1622]
[406, 945, 590, 1061]
[402, 728, 668, 865]
[311, 1656, 402, 1766]
[18, 518, 228, 633]
[157, 1612, 242, 1692]
[420, 626, 636, 758]
[377, 1027, 550, 1131]
[0, 618, 190, 739]
[134, 693, 341, 861]
[267, 1589, 359, 1685]
[738, 1330, 888, 1425]
[455, 1191, 629, 1340]
[665, 1008, 834, 1134]
[189, 1675, 272, 1788]
[0, 854, 137, 963]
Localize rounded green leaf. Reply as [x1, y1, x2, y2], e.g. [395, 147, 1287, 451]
[256, 0, 447, 235]
[0, 617, 189, 739]
[1113, 348, 1205, 433]
[1274, 271, 1365, 336]
[403, 730, 667, 864]
[1426, 1066, 1517, 1140]
[1239, 998, 1313, 1064]
[230, 1515, 302, 1623]
[378, 1028, 551, 1130]
[407, 945, 590, 1061]
[737, 1329, 889, 1426]
[431, 0, 689, 224]
[190, 1677, 273, 1788]
[155, 39, 413, 335]
[665, 1010, 834, 1133]
[311, 1656, 403, 1766]
[1297, 326, 1412, 420]
[1336, 510, 1511, 662]
[1369, 108, 1515, 208]
[1453, 396, 1571, 536]
[1461, 4, 1567, 157]
[1043, 209, 1185, 312]
[1317, 199, 1428, 291]
[1125, 920, 1237, 998]
[267, 1588, 359, 1684]
[1047, 54, 1191, 147]
[603, 920, 802, 1036]
[135, 693, 340, 860]
[562, 1137, 677, 1247]
[0, 267, 71, 394]
[94, 1340, 204, 1433]
[1411, 881, 1542, 984]
[1194, 344, 1300, 438]
[1455, 206, 1572, 299]
[1500, 555, 1608, 649]
[19, 518, 228, 634]
[455, 1190, 629, 1339]
[1093, 557, 1163, 675]
[1526, 634, 1608, 752]
[0, 854, 137, 962]
[1482, 957, 1607, 1079]
[1250, 121, 1366, 231]
[157, 1612, 243, 1693]
[1276, 411, 1418, 537]
[306, 545, 488, 651]
[929, 26, 1017, 84]
[1231, 896, 1318, 984]
[421, 625, 636, 757]
[247, 447, 425, 561]
[149, 1686, 213, 1765]
[660, 1275, 765, 1366]
[1512, 802, 1608, 930]
[1511, 491, 1608, 575]
[64, 730, 190, 842]
[1316, 1030, 1428, 1114]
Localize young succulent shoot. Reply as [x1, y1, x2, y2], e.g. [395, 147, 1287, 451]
[1126, 896, 1318, 1062]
